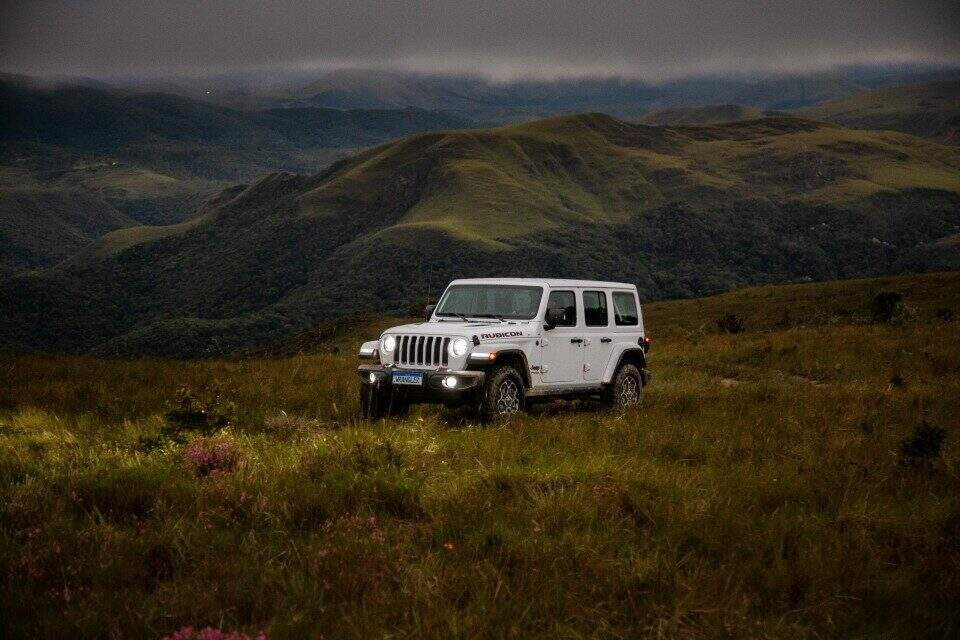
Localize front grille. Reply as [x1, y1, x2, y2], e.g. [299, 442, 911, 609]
[395, 335, 450, 367]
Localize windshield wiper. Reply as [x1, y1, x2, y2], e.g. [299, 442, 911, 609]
[437, 311, 470, 322]
[474, 314, 510, 322]
[438, 312, 470, 322]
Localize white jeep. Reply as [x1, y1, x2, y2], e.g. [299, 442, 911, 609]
[357, 278, 650, 420]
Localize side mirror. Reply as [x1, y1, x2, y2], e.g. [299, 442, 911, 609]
[544, 307, 566, 330]
[423, 304, 436, 322]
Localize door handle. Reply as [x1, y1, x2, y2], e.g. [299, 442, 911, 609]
[570, 338, 583, 344]
[600, 337, 612, 343]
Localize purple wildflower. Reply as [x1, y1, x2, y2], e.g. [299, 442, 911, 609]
[182, 438, 245, 476]
[162, 626, 267, 640]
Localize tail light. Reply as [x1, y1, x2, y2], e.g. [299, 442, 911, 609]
[640, 336, 652, 353]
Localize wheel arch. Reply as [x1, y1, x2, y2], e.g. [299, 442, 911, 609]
[471, 348, 531, 388]
[603, 347, 646, 384]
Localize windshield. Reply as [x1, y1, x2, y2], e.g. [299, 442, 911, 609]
[436, 285, 543, 320]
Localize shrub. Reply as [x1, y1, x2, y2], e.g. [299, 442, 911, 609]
[935, 307, 954, 322]
[716, 313, 745, 334]
[871, 290, 903, 322]
[182, 438, 245, 477]
[889, 371, 906, 388]
[899, 422, 946, 470]
[165, 384, 236, 436]
[775, 308, 792, 329]
[140, 384, 236, 452]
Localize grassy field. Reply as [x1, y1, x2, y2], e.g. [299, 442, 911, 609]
[1, 272, 959, 639]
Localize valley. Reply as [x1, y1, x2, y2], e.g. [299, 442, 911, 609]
[2, 111, 958, 356]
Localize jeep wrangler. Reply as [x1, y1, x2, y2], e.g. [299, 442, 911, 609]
[357, 278, 651, 420]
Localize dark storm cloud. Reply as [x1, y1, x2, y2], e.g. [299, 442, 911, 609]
[2, 0, 959, 79]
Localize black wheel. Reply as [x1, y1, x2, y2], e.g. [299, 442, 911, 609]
[604, 363, 643, 410]
[480, 365, 525, 421]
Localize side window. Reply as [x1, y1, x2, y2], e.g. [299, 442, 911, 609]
[583, 290, 608, 327]
[613, 291, 639, 326]
[546, 290, 576, 326]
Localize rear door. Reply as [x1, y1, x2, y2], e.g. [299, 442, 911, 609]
[581, 289, 615, 382]
[539, 289, 581, 383]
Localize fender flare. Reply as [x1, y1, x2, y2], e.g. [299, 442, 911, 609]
[602, 346, 647, 384]
[468, 346, 532, 387]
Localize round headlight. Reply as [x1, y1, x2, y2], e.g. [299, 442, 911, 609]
[381, 335, 396, 354]
[448, 337, 468, 357]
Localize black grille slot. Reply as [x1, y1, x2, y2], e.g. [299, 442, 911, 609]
[394, 334, 452, 367]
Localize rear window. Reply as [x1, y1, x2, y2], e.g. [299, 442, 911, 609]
[613, 291, 639, 326]
[583, 290, 608, 326]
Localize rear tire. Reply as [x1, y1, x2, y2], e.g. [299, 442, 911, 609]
[479, 365, 525, 422]
[604, 363, 643, 410]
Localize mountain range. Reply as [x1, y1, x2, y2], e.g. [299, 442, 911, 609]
[131, 64, 960, 123]
[2, 112, 958, 356]
[0, 75, 468, 274]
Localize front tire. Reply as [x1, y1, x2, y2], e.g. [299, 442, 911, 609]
[479, 365, 525, 421]
[604, 363, 643, 410]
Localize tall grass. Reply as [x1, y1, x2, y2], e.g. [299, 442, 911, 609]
[1, 275, 959, 639]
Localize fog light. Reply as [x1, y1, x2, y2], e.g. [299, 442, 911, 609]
[368, 372, 377, 384]
[442, 375, 458, 389]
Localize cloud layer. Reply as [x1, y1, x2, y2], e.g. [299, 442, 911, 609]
[2, 1, 959, 80]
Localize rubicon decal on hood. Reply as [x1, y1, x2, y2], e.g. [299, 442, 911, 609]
[480, 331, 524, 340]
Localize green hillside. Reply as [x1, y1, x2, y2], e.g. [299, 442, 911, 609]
[800, 79, 960, 144]
[1, 113, 959, 356]
[0, 146, 226, 272]
[0, 188, 135, 275]
[0, 77, 470, 273]
[639, 104, 766, 126]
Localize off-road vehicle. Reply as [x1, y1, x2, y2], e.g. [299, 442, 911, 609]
[357, 278, 651, 420]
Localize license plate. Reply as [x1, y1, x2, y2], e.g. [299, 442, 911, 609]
[392, 371, 423, 386]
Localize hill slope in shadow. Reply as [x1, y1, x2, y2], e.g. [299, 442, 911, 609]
[2, 113, 959, 356]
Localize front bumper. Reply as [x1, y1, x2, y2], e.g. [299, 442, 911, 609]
[357, 364, 486, 404]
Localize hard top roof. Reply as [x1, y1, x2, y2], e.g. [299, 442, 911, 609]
[448, 277, 636, 290]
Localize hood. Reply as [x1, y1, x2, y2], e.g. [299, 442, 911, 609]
[383, 320, 537, 340]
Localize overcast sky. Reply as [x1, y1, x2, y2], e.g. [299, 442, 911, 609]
[2, 1, 959, 81]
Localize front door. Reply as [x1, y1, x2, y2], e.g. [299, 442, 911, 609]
[539, 289, 581, 383]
